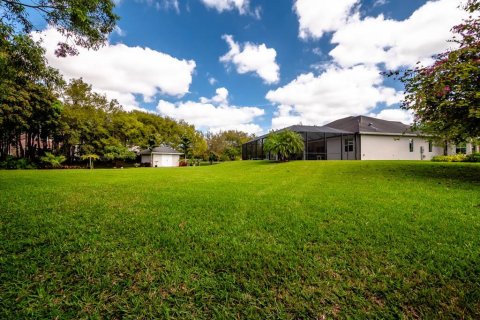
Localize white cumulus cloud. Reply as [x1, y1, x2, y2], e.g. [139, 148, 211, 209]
[330, 0, 468, 69]
[220, 34, 280, 84]
[271, 105, 303, 130]
[294, 0, 359, 39]
[200, 0, 250, 14]
[157, 87, 264, 134]
[159, 0, 180, 13]
[281, 0, 469, 130]
[33, 27, 196, 111]
[266, 64, 403, 127]
[372, 108, 414, 124]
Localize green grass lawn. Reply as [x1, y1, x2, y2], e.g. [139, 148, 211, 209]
[1, 161, 479, 319]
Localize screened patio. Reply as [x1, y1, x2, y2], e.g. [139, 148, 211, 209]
[242, 125, 359, 161]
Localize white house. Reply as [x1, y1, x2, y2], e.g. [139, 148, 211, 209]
[140, 146, 183, 167]
[242, 115, 470, 161]
[326, 116, 445, 160]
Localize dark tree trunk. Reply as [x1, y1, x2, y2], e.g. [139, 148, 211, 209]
[18, 133, 25, 158]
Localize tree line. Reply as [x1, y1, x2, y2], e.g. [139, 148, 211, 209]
[0, 73, 253, 166]
[0, 31, 252, 166]
[3, 0, 477, 167]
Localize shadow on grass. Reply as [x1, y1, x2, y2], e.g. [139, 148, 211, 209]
[380, 162, 480, 185]
[248, 160, 281, 165]
[251, 160, 480, 184]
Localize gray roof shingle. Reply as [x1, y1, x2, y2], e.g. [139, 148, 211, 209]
[252, 125, 353, 141]
[325, 115, 414, 134]
[140, 145, 183, 155]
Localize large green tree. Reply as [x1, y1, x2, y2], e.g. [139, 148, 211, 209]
[263, 130, 304, 162]
[206, 130, 251, 161]
[0, 25, 63, 160]
[0, 0, 118, 56]
[56, 78, 209, 163]
[392, 0, 480, 143]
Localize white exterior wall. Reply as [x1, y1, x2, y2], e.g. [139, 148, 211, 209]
[446, 144, 456, 156]
[472, 144, 479, 154]
[152, 154, 180, 167]
[141, 153, 180, 167]
[360, 135, 443, 160]
[141, 155, 151, 164]
[467, 143, 474, 154]
[171, 155, 180, 166]
[326, 137, 356, 160]
[446, 143, 476, 155]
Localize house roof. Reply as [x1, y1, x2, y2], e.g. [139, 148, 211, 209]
[284, 125, 353, 134]
[251, 125, 352, 141]
[140, 145, 183, 155]
[325, 115, 414, 134]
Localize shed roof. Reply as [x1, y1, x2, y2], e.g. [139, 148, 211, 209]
[140, 145, 183, 155]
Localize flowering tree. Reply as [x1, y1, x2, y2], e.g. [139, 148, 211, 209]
[391, 0, 479, 143]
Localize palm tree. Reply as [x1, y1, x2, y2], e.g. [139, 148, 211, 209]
[179, 136, 192, 162]
[81, 154, 99, 169]
[263, 130, 304, 161]
[40, 152, 66, 168]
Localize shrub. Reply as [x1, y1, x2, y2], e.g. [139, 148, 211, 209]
[188, 159, 201, 166]
[432, 154, 467, 162]
[60, 165, 83, 169]
[40, 152, 66, 168]
[208, 152, 218, 164]
[103, 146, 136, 162]
[0, 157, 37, 169]
[465, 153, 480, 162]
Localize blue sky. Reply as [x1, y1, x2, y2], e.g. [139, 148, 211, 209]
[36, 0, 467, 134]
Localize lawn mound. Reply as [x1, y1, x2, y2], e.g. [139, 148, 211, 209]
[1, 161, 479, 318]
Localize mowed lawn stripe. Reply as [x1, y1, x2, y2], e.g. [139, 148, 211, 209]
[0, 161, 479, 318]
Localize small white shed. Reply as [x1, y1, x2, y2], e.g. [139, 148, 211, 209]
[140, 146, 183, 167]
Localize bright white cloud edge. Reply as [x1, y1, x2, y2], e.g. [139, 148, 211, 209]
[270, 0, 468, 130]
[200, 0, 260, 18]
[220, 34, 280, 84]
[33, 27, 196, 112]
[157, 88, 264, 134]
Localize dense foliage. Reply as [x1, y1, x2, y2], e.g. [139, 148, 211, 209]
[432, 152, 480, 162]
[263, 129, 304, 161]
[391, 0, 480, 143]
[0, 0, 118, 56]
[206, 130, 252, 161]
[0, 25, 64, 160]
[1, 72, 248, 166]
[0, 1, 246, 167]
[40, 152, 66, 167]
[1, 77, 209, 165]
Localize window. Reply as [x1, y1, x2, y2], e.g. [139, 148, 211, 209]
[456, 143, 467, 154]
[409, 139, 414, 152]
[472, 144, 477, 154]
[428, 141, 433, 153]
[344, 138, 354, 152]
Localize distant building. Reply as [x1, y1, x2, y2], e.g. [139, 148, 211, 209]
[140, 145, 183, 167]
[242, 115, 477, 161]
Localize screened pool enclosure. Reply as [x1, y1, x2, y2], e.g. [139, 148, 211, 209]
[242, 125, 360, 161]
